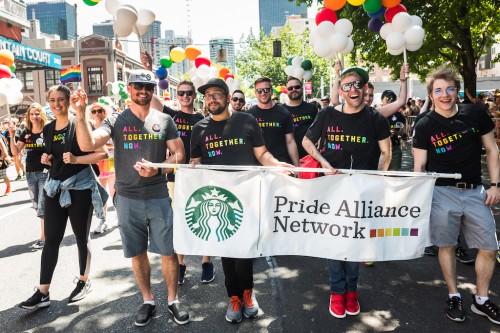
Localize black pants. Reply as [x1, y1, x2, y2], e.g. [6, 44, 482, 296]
[40, 189, 93, 284]
[221, 257, 254, 298]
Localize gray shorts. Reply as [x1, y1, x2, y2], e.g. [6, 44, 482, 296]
[115, 194, 174, 258]
[430, 186, 498, 250]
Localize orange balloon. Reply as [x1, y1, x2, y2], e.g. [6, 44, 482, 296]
[185, 45, 202, 61]
[324, 0, 347, 11]
[382, 0, 401, 8]
[219, 67, 230, 78]
[0, 49, 15, 67]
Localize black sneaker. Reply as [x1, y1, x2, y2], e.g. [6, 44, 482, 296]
[178, 264, 186, 285]
[68, 279, 91, 303]
[424, 246, 437, 256]
[19, 289, 50, 310]
[201, 262, 215, 283]
[446, 296, 465, 322]
[135, 303, 156, 327]
[471, 296, 500, 324]
[168, 302, 190, 325]
[455, 246, 475, 264]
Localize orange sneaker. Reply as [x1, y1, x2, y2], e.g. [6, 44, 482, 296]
[242, 289, 259, 318]
[225, 296, 242, 323]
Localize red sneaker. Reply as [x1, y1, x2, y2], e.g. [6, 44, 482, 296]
[329, 292, 346, 318]
[4, 186, 11, 196]
[345, 291, 360, 315]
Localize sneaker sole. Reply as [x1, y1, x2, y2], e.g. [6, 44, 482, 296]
[471, 304, 500, 324]
[201, 274, 215, 284]
[225, 315, 242, 323]
[168, 307, 190, 325]
[346, 309, 360, 315]
[456, 258, 475, 264]
[243, 310, 258, 318]
[445, 313, 465, 322]
[134, 309, 156, 327]
[20, 301, 50, 310]
[329, 307, 346, 318]
[69, 287, 91, 303]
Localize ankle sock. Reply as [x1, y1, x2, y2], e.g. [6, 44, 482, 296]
[475, 295, 488, 305]
[449, 293, 461, 299]
[168, 300, 179, 306]
[144, 300, 155, 306]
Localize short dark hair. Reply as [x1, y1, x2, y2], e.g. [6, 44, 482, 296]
[47, 85, 71, 102]
[366, 82, 374, 89]
[254, 77, 272, 87]
[286, 76, 301, 86]
[232, 89, 244, 96]
[178, 80, 195, 92]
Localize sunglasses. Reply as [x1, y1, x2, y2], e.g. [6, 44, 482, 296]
[287, 85, 302, 91]
[132, 82, 155, 91]
[433, 87, 457, 96]
[205, 93, 225, 100]
[231, 97, 245, 103]
[256, 88, 272, 95]
[340, 80, 364, 92]
[177, 90, 194, 97]
[91, 108, 104, 114]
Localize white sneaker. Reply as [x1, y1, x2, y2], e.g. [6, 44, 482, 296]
[93, 220, 109, 234]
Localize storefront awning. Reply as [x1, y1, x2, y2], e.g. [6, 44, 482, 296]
[0, 36, 61, 70]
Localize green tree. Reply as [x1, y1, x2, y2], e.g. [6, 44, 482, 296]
[236, 25, 334, 98]
[290, 0, 500, 99]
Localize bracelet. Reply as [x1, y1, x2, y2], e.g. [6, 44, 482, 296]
[490, 182, 500, 187]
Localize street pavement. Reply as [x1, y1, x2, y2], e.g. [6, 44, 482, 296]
[1, 147, 499, 333]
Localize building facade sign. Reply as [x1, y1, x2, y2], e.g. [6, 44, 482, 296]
[0, 36, 61, 69]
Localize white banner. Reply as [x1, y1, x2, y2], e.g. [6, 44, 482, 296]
[173, 169, 436, 261]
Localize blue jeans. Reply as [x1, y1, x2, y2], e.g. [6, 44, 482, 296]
[26, 171, 48, 218]
[328, 259, 359, 294]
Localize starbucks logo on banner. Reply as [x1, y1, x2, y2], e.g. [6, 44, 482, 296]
[185, 186, 243, 242]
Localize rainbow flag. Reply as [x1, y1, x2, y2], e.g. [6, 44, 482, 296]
[60, 64, 82, 84]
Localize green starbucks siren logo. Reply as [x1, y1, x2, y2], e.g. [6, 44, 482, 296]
[185, 186, 243, 242]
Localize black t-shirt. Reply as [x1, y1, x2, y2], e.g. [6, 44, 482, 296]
[305, 106, 391, 170]
[43, 121, 89, 181]
[284, 101, 318, 158]
[163, 106, 204, 181]
[412, 104, 495, 186]
[387, 111, 406, 146]
[247, 104, 294, 164]
[191, 111, 265, 166]
[18, 129, 49, 172]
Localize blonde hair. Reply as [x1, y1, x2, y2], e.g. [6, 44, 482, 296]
[25, 103, 47, 131]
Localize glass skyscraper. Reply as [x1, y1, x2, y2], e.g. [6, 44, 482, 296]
[259, 0, 307, 35]
[209, 38, 236, 74]
[27, 0, 76, 40]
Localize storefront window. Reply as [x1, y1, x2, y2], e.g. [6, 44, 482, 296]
[18, 71, 34, 91]
[87, 66, 103, 94]
[45, 70, 60, 87]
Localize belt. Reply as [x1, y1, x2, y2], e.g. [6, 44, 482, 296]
[452, 182, 478, 189]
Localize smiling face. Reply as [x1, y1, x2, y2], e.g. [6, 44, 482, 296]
[255, 81, 273, 105]
[48, 91, 70, 117]
[339, 74, 366, 109]
[177, 83, 195, 109]
[430, 79, 458, 113]
[286, 79, 302, 101]
[364, 87, 374, 106]
[128, 83, 154, 106]
[230, 92, 245, 111]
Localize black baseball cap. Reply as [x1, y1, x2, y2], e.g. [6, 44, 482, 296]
[198, 78, 229, 95]
[381, 90, 397, 101]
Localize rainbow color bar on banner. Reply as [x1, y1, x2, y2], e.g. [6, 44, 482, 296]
[60, 64, 82, 84]
[369, 228, 419, 238]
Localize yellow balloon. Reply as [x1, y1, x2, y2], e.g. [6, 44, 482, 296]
[347, 0, 365, 6]
[170, 47, 186, 63]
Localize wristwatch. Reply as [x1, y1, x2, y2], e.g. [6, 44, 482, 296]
[490, 182, 500, 187]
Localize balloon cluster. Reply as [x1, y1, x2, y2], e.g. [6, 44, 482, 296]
[82, 0, 102, 6]
[188, 56, 240, 93]
[380, 6, 425, 55]
[0, 49, 22, 107]
[107, 81, 128, 101]
[309, 8, 354, 59]
[284, 56, 313, 81]
[105, 0, 155, 37]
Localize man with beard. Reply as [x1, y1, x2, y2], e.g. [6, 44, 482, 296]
[74, 70, 190, 327]
[283, 77, 318, 159]
[302, 67, 391, 319]
[190, 78, 293, 324]
[230, 90, 246, 112]
[247, 77, 299, 167]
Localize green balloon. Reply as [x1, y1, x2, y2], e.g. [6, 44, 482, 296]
[287, 57, 294, 66]
[160, 56, 173, 68]
[363, 0, 382, 14]
[9, 63, 16, 73]
[83, 0, 98, 6]
[301, 60, 312, 71]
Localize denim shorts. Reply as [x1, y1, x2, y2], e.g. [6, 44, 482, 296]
[26, 171, 48, 218]
[115, 194, 174, 258]
[430, 186, 498, 250]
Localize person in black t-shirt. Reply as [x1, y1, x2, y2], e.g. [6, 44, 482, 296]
[191, 78, 292, 324]
[230, 90, 246, 112]
[247, 77, 299, 167]
[381, 90, 406, 171]
[283, 77, 318, 159]
[303, 66, 391, 320]
[413, 66, 500, 324]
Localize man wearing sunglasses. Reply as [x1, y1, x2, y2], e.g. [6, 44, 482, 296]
[74, 69, 190, 327]
[230, 90, 246, 112]
[413, 66, 500, 324]
[247, 77, 299, 168]
[302, 66, 391, 320]
[283, 77, 318, 159]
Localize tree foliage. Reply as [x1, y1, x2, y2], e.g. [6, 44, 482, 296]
[236, 25, 334, 98]
[289, 0, 500, 97]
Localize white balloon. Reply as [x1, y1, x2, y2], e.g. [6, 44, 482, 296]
[197, 64, 210, 78]
[329, 32, 348, 54]
[313, 38, 332, 58]
[410, 15, 423, 27]
[293, 67, 305, 80]
[285, 65, 294, 76]
[226, 77, 235, 86]
[392, 12, 412, 33]
[303, 70, 313, 81]
[232, 79, 241, 91]
[279, 92, 288, 104]
[105, 0, 122, 16]
[113, 20, 133, 37]
[9, 78, 22, 91]
[325, 49, 337, 60]
[116, 5, 138, 26]
[134, 23, 149, 37]
[339, 37, 354, 54]
[191, 76, 204, 89]
[335, 19, 353, 36]
[137, 8, 155, 26]
[308, 29, 319, 46]
[209, 66, 219, 79]
[0, 91, 7, 106]
[386, 32, 405, 50]
[406, 41, 423, 52]
[405, 26, 425, 45]
[7, 91, 23, 105]
[316, 21, 336, 38]
[379, 23, 394, 40]
[388, 47, 404, 56]
[291, 56, 302, 67]
[189, 67, 197, 78]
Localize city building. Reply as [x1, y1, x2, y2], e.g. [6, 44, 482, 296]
[271, 14, 311, 36]
[141, 20, 161, 55]
[92, 20, 114, 40]
[259, 0, 307, 35]
[26, 0, 75, 40]
[209, 37, 235, 73]
[153, 30, 191, 79]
